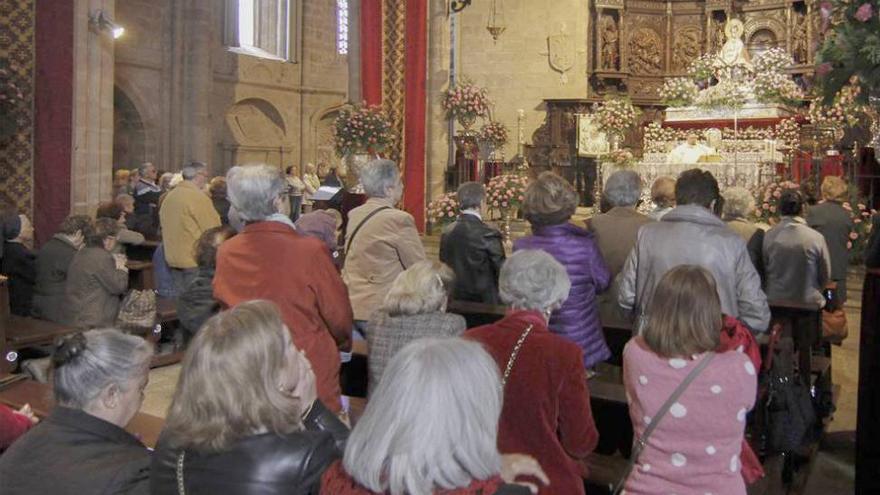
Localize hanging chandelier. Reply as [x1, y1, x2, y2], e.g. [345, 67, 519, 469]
[486, 0, 506, 42]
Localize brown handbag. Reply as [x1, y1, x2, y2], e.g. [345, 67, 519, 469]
[116, 289, 157, 331]
[821, 309, 848, 344]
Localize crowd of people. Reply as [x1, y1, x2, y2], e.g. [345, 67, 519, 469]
[0, 157, 879, 495]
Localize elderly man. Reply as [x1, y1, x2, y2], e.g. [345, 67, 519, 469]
[343, 159, 426, 329]
[439, 181, 505, 304]
[134, 162, 162, 215]
[32, 215, 92, 322]
[159, 161, 221, 293]
[587, 170, 653, 277]
[619, 169, 770, 332]
[667, 133, 714, 164]
[213, 164, 353, 413]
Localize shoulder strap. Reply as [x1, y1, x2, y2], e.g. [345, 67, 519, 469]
[176, 451, 186, 495]
[345, 206, 392, 254]
[501, 324, 534, 387]
[613, 352, 716, 495]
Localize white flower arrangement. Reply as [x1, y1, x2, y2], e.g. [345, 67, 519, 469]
[659, 77, 698, 107]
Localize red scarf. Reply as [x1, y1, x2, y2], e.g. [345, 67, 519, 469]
[321, 460, 506, 495]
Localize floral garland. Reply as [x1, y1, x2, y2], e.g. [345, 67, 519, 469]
[426, 192, 459, 227]
[694, 79, 749, 110]
[808, 83, 865, 128]
[773, 118, 801, 149]
[643, 120, 803, 152]
[659, 77, 698, 107]
[485, 174, 529, 213]
[442, 82, 491, 122]
[478, 121, 509, 148]
[753, 71, 804, 105]
[815, 0, 880, 105]
[593, 97, 640, 136]
[602, 148, 637, 169]
[753, 47, 792, 74]
[687, 54, 716, 82]
[333, 104, 395, 157]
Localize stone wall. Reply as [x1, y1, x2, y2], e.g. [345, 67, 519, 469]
[114, 0, 348, 178]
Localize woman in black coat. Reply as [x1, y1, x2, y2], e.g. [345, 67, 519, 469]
[176, 225, 236, 343]
[151, 301, 349, 494]
[0, 211, 36, 316]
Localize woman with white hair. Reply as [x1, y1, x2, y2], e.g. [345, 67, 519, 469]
[343, 159, 426, 331]
[366, 260, 466, 392]
[466, 250, 598, 495]
[0, 329, 154, 493]
[321, 337, 546, 495]
[213, 164, 353, 413]
[151, 301, 349, 493]
[723, 186, 764, 277]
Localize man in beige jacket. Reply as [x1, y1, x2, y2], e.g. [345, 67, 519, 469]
[159, 161, 221, 293]
[343, 159, 425, 329]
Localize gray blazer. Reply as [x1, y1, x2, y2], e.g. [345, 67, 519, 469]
[366, 311, 466, 393]
[806, 201, 853, 300]
[32, 235, 78, 323]
[64, 247, 128, 328]
[763, 217, 831, 309]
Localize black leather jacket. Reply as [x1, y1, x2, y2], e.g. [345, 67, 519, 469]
[150, 401, 349, 495]
[439, 214, 505, 305]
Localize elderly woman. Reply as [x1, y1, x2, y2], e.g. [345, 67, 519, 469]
[1, 210, 36, 316]
[33, 215, 92, 322]
[648, 176, 675, 220]
[214, 164, 353, 413]
[343, 159, 426, 330]
[516, 172, 611, 368]
[366, 260, 466, 392]
[176, 226, 236, 343]
[723, 186, 764, 277]
[152, 301, 348, 493]
[622, 266, 757, 495]
[64, 218, 129, 329]
[296, 209, 343, 264]
[764, 189, 831, 308]
[807, 176, 855, 302]
[466, 250, 598, 495]
[96, 200, 145, 253]
[322, 337, 544, 495]
[0, 329, 154, 493]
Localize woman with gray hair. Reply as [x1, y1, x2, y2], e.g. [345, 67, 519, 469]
[723, 186, 764, 277]
[321, 337, 546, 494]
[343, 159, 426, 330]
[214, 164, 354, 413]
[0, 329, 154, 493]
[516, 172, 612, 368]
[466, 250, 598, 495]
[365, 260, 466, 392]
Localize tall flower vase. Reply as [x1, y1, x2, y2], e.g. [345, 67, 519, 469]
[499, 209, 513, 254]
[344, 152, 375, 192]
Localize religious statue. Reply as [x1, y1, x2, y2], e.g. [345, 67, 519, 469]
[792, 12, 808, 64]
[709, 17, 725, 53]
[666, 133, 716, 164]
[600, 15, 619, 71]
[713, 19, 752, 81]
[629, 28, 663, 74]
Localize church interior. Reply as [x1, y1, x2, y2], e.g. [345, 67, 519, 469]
[1, 0, 879, 494]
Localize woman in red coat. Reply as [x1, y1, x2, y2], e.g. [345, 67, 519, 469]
[214, 164, 353, 413]
[466, 249, 599, 495]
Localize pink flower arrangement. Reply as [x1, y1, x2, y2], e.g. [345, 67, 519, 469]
[602, 148, 637, 169]
[855, 3, 874, 21]
[751, 180, 801, 223]
[442, 82, 491, 122]
[486, 174, 530, 213]
[333, 104, 395, 157]
[478, 121, 509, 148]
[426, 192, 460, 227]
[593, 97, 640, 136]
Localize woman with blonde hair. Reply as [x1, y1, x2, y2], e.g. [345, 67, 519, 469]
[366, 260, 465, 392]
[807, 175, 855, 302]
[321, 337, 545, 495]
[151, 300, 349, 493]
[622, 265, 757, 495]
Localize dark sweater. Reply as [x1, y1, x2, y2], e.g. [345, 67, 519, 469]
[1, 241, 36, 317]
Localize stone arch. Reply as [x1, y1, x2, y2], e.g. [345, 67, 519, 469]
[744, 18, 785, 48]
[113, 73, 159, 166]
[310, 105, 345, 173]
[113, 86, 147, 170]
[225, 97, 287, 146]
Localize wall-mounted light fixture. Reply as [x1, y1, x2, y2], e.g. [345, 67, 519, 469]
[90, 10, 125, 39]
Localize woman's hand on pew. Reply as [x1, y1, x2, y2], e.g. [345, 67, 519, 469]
[14, 404, 39, 425]
[500, 453, 549, 494]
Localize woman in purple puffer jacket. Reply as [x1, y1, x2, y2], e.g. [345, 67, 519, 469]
[514, 172, 612, 368]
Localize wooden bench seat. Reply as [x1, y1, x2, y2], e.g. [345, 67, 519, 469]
[5, 316, 79, 349]
[583, 453, 629, 492]
[0, 376, 164, 448]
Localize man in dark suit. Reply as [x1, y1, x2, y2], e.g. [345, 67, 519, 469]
[440, 182, 505, 305]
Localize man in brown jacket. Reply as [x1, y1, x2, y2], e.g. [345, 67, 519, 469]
[159, 161, 221, 293]
[343, 159, 426, 328]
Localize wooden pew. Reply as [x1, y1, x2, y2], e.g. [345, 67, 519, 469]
[126, 260, 155, 291]
[0, 376, 164, 448]
[447, 300, 508, 328]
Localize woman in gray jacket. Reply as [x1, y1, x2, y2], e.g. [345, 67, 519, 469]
[64, 218, 129, 329]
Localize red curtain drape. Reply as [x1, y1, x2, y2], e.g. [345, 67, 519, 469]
[360, 0, 382, 106]
[403, 0, 427, 231]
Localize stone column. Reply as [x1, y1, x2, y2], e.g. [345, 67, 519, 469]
[425, 0, 451, 202]
[181, 0, 213, 165]
[70, 0, 117, 215]
[348, 0, 362, 103]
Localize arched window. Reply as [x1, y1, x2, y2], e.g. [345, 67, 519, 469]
[226, 0, 294, 61]
[337, 0, 349, 55]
